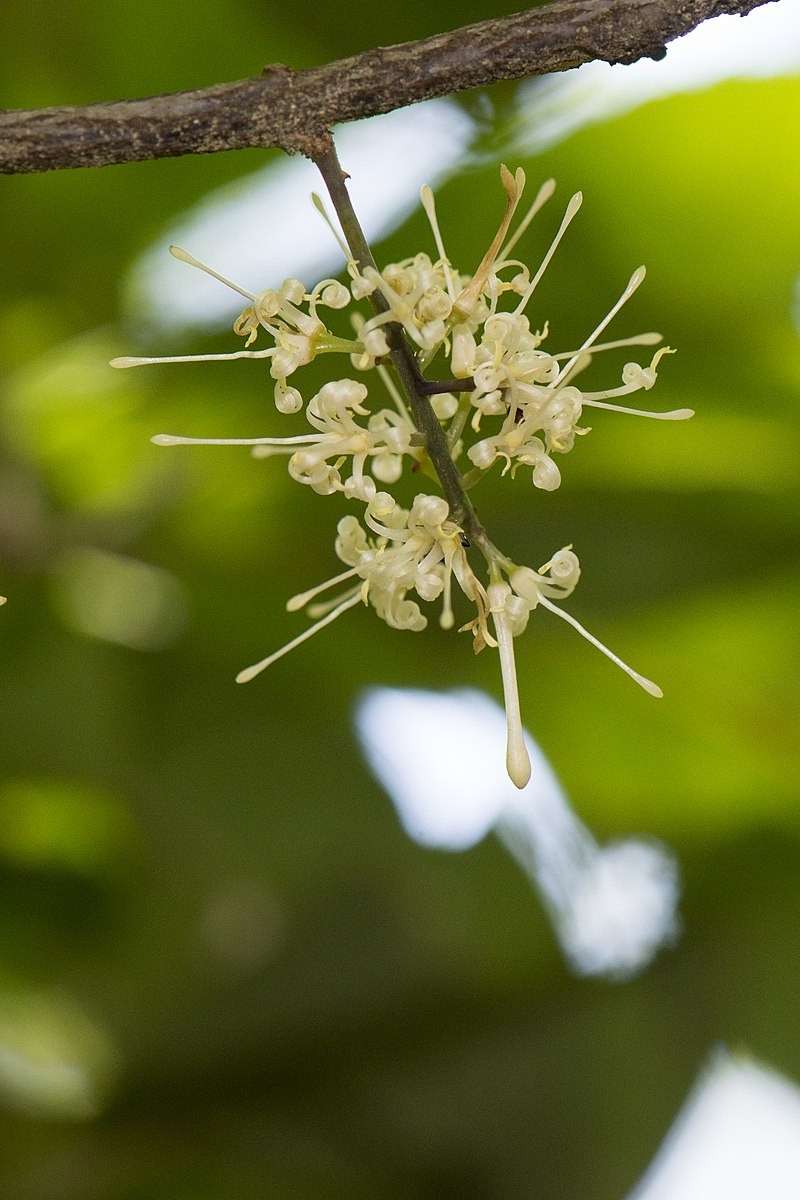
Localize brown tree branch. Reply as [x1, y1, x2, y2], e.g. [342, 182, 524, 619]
[0, 0, 776, 175]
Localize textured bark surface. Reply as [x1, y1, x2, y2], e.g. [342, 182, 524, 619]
[0, 0, 777, 174]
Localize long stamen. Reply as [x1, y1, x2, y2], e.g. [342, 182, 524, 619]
[286, 567, 363, 612]
[580, 398, 694, 419]
[151, 433, 324, 447]
[550, 332, 662, 360]
[169, 245, 256, 300]
[311, 193, 356, 268]
[376, 363, 415, 425]
[111, 349, 273, 369]
[513, 192, 582, 317]
[552, 267, 646, 386]
[236, 590, 363, 683]
[453, 165, 526, 320]
[538, 595, 662, 697]
[420, 184, 457, 301]
[489, 583, 531, 788]
[499, 177, 556, 262]
[440, 558, 454, 630]
[307, 585, 362, 619]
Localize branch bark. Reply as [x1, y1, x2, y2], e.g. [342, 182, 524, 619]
[0, 0, 776, 175]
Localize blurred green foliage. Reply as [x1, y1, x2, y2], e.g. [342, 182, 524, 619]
[0, 2, 799, 1197]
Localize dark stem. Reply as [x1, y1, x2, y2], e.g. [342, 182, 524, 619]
[0, 0, 775, 175]
[416, 378, 475, 397]
[312, 137, 490, 548]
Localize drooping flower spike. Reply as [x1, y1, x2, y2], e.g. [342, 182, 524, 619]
[113, 163, 691, 786]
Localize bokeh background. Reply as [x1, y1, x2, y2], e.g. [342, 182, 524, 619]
[1, 1, 799, 1196]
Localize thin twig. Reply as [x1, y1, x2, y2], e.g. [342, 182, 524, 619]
[0, 0, 775, 175]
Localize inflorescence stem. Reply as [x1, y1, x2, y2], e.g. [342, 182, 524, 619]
[312, 138, 497, 563]
[117, 146, 679, 788]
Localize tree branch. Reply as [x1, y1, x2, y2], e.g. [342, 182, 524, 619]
[0, 0, 775, 175]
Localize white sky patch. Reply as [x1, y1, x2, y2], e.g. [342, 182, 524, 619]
[356, 687, 531, 850]
[629, 1052, 800, 1200]
[129, 99, 475, 331]
[516, 3, 800, 154]
[355, 687, 680, 980]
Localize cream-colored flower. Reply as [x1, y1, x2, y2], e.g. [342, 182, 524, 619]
[151, 378, 415, 503]
[234, 492, 473, 683]
[482, 544, 661, 789]
[110, 164, 689, 788]
[111, 248, 362, 413]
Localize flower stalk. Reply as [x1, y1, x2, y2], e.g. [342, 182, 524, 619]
[311, 137, 493, 552]
[114, 143, 692, 785]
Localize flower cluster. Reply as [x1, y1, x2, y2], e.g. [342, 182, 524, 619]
[112, 165, 691, 787]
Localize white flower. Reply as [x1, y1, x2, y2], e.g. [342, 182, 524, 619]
[111, 248, 365, 413]
[150, 377, 415, 503]
[483, 544, 660, 788]
[234, 492, 477, 684]
[110, 163, 690, 787]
